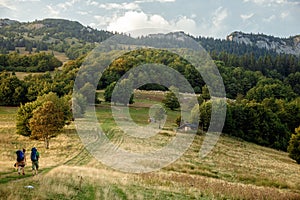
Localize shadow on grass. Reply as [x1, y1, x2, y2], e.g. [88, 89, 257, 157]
[0, 167, 53, 184]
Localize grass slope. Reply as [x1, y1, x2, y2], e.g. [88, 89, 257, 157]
[0, 91, 299, 199]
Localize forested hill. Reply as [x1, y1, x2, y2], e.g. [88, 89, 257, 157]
[0, 18, 113, 59]
[1, 18, 299, 59]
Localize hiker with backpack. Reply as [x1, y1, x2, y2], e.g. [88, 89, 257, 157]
[15, 148, 26, 175]
[31, 147, 39, 175]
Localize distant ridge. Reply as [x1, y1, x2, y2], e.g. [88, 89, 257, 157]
[227, 31, 300, 56]
[0, 18, 299, 59]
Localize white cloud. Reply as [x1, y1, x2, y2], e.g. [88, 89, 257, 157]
[46, 5, 60, 16]
[174, 16, 197, 33]
[107, 11, 170, 33]
[212, 7, 228, 27]
[94, 15, 116, 27]
[190, 14, 197, 19]
[104, 10, 226, 37]
[17, 0, 40, 2]
[99, 2, 140, 10]
[243, 0, 299, 6]
[0, 0, 16, 10]
[263, 14, 276, 22]
[86, 0, 99, 6]
[57, 0, 81, 11]
[240, 13, 254, 20]
[77, 11, 88, 15]
[135, 0, 176, 3]
[45, 0, 81, 17]
[280, 11, 289, 19]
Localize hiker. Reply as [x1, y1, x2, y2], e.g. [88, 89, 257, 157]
[15, 148, 26, 175]
[31, 147, 40, 175]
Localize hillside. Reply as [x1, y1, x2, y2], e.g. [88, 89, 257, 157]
[227, 31, 300, 56]
[0, 18, 112, 59]
[0, 92, 300, 199]
[1, 18, 299, 60]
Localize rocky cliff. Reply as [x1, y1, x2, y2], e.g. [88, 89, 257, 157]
[227, 31, 300, 56]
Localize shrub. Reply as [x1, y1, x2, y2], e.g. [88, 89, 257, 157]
[287, 126, 300, 164]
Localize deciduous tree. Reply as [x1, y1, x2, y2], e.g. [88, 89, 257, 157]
[288, 126, 300, 164]
[29, 101, 64, 149]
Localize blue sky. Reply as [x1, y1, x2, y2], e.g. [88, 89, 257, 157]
[0, 0, 299, 38]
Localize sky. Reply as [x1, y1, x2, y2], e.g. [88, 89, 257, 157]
[0, 0, 299, 39]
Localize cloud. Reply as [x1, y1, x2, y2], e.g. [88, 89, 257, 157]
[280, 11, 289, 19]
[86, 0, 99, 6]
[45, 0, 81, 17]
[105, 11, 199, 36]
[240, 13, 254, 20]
[263, 14, 276, 22]
[17, 0, 40, 2]
[77, 11, 88, 15]
[0, 0, 16, 10]
[57, 0, 79, 11]
[212, 7, 228, 27]
[99, 2, 140, 10]
[46, 5, 60, 16]
[243, 0, 299, 6]
[107, 11, 170, 33]
[174, 16, 197, 33]
[104, 10, 226, 38]
[135, 0, 176, 3]
[94, 15, 116, 27]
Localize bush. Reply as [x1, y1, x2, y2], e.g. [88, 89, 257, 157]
[287, 126, 300, 164]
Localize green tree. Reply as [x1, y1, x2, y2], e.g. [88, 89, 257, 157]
[163, 87, 180, 111]
[16, 101, 40, 136]
[199, 101, 212, 131]
[201, 85, 210, 101]
[104, 82, 116, 103]
[246, 78, 296, 102]
[0, 72, 27, 106]
[72, 92, 87, 118]
[104, 80, 134, 105]
[24, 73, 53, 101]
[287, 126, 300, 164]
[16, 92, 71, 137]
[79, 82, 96, 104]
[29, 101, 65, 149]
[153, 106, 166, 129]
[112, 79, 134, 105]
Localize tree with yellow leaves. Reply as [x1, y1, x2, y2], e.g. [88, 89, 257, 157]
[29, 101, 65, 149]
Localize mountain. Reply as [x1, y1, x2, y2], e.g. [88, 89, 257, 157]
[0, 18, 299, 60]
[227, 31, 300, 56]
[0, 18, 112, 59]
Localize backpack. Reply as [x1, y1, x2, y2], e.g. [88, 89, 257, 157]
[16, 150, 24, 162]
[31, 147, 38, 161]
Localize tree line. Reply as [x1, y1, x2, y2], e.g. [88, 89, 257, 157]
[0, 47, 298, 162]
[0, 52, 62, 72]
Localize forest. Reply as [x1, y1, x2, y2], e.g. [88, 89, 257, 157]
[0, 18, 299, 163]
[0, 46, 299, 155]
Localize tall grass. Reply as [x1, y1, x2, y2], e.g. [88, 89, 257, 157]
[0, 91, 300, 199]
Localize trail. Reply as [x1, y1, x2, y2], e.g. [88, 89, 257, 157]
[0, 146, 92, 185]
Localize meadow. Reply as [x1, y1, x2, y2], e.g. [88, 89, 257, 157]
[0, 90, 300, 199]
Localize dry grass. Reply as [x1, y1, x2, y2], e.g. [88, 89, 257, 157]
[1, 165, 298, 200]
[0, 106, 83, 174]
[1, 102, 300, 199]
[13, 47, 69, 63]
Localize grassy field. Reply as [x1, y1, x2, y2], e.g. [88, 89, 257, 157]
[0, 91, 300, 199]
[14, 47, 69, 63]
